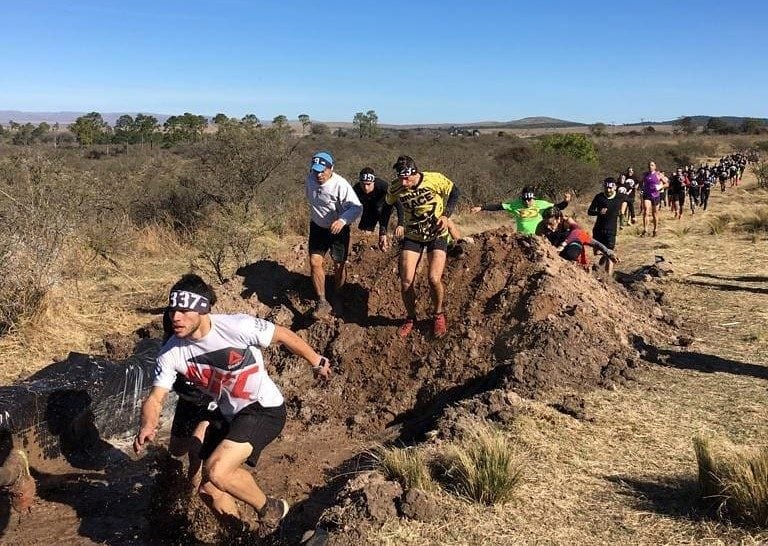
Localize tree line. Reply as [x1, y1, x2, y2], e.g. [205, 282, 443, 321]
[0, 109, 383, 147]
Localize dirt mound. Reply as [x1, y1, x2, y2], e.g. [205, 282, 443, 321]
[238, 228, 669, 437]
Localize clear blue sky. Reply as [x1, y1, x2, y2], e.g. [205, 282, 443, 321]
[1, 0, 766, 124]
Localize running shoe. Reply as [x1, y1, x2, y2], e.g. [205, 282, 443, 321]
[398, 317, 415, 338]
[258, 497, 289, 531]
[433, 313, 447, 338]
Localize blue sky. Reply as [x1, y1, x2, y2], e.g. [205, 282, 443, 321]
[1, 0, 766, 124]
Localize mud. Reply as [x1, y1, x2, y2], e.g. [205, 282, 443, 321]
[1, 228, 675, 544]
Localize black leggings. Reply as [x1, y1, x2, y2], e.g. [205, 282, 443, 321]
[700, 186, 711, 210]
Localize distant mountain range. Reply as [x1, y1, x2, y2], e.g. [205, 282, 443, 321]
[0, 111, 764, 129]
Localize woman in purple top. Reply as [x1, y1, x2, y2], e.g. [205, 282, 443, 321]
[641, 160, 668, 237]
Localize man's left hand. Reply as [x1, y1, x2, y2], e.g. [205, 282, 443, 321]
[564, 191, 572, 202]
[436, 216, 450, 231]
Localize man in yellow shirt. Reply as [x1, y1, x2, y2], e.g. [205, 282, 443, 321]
[385, 155, 460, 338]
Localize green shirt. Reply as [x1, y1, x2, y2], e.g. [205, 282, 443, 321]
[501, 198, 555, 235]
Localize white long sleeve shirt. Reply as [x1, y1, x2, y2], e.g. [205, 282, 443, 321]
[305, 172, 362, 229]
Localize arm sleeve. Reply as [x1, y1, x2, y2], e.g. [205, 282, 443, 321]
[587, 195, 601, 216]
[153, 352, 182, 390]
[337, 183, 363, 225]
[378, 202, 393, 235]
[482, 203, 504, 211]
[444, 184, 460, 217]
[588, 238, 612, 255]
[555, 198, 569, 210]
[395, 201, 404, 226]
[241, 316, 276, 348]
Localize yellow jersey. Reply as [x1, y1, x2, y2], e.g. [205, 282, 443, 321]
[386, 172, 454, 242]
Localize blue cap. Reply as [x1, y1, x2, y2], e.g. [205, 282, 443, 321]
[311, 152, 334, 172]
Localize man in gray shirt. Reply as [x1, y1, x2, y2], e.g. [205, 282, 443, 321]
[305, 151, 362, 318]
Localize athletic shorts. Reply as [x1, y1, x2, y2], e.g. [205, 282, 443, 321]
[309, 221, 350, 263]
[200, 402, 287, 467]
[592, 229, 616, 250]
[401, 235, 448, 254]
[644, 196, 661, 207]
[171, 396, 219, 438]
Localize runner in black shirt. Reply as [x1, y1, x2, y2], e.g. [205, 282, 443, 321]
[353, 167, 402, 250]
[587, 177, 625, 275]
[668, 168, 686, 220]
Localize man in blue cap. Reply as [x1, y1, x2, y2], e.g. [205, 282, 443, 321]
[305, 151, 362, 318]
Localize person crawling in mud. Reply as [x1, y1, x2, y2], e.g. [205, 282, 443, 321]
[471, 185, 572, 235]
[386, 155, 460, 338]
[134, 274, 332, 533]
[537, 207, 619, 267]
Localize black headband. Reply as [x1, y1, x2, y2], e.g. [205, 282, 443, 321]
[396, 166, 417, 177]
[168, 290, 210, 313]
[361, 173, 376, 182]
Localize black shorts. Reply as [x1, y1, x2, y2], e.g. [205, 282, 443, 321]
[592, 229, 616, 250]
[171, 396, 219, 438]
[401, 236, 448, 254]
[200, 402, 286, 467]
[309, 221, 350, 263]
[644, 196, 661, 207]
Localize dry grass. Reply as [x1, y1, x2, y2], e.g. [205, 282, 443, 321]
[0, 224, 191, 383]
[438, 423, 526, 505]
[371, 445, 437, 492]
[694, 435, 768, 527]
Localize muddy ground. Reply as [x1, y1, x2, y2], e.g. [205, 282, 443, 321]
[0, 228, 677, 545]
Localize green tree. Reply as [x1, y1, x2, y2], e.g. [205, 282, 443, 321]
[705, 117, 736, 135]
[241, 114, 261, 131]
[213, 113, 229, 125]
[164, 113, 207, 143]
[589, 122, 607, 137]
[70, 112, 109, 146]
[352, 109, 379, 138]
[298, 113, 311, 135]
[673, 116, 696, 135]
[114, 114, 135, 143]
[538, 133, 598, 165]
[272, 114, 288, 129]
[741, 118, 765, 135]
[133, 113, 159, 146]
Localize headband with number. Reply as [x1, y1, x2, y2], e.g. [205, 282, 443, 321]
[168, 290, 210, 314]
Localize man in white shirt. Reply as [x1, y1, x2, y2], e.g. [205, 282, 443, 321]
[134, 274, 331, 533]
[305, 151, 362, 318]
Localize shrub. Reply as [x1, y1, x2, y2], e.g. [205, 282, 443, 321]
[370, 445, 436, 492]
[538, 133, 599, 165]
[738, 207, 768, 234]
[694, 435, 768, 526]
[439, 423, 525, 505]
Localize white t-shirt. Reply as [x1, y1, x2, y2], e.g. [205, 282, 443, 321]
[305, 172, 363, 229]
[153, 314, 284, 419]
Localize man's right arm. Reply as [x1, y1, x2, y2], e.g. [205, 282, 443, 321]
[134, 386, 169, 454]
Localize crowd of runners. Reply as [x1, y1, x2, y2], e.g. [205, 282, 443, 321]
[133, 148, 759, 536]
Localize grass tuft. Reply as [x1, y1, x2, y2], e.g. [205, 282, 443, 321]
[439, 423, 526, 505]
[694, 435, 768, 527]
[370, 444, 436, 492]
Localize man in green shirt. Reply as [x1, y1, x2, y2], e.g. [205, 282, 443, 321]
[471, 186, 572, 235]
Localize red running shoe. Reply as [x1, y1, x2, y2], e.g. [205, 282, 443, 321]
[433, 313, 447, 338]
[398, 317, 416, 338]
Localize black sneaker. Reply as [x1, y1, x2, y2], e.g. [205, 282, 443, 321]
[258, 497, 289, 530]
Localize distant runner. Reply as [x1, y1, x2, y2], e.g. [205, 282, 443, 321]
[471, 186, 572, 235]
[587, 177, 624, 275]
[641, 160, 668, 237]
